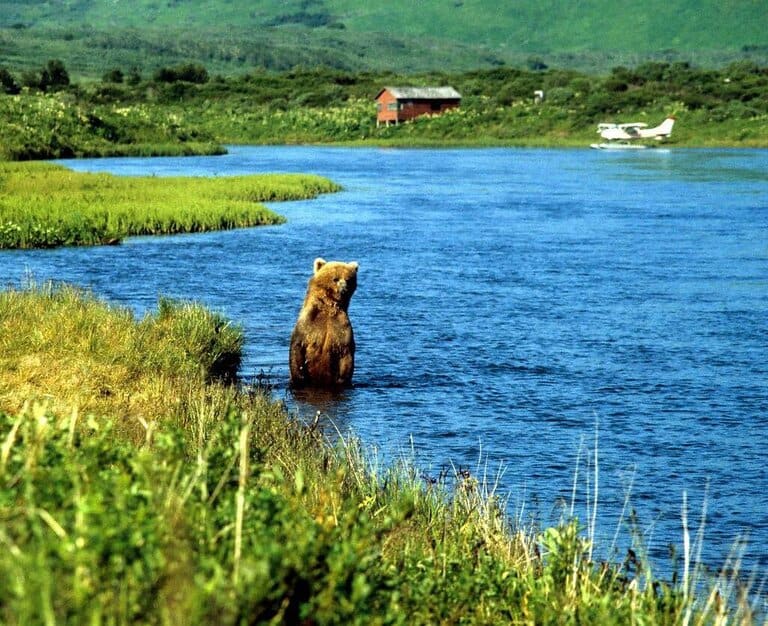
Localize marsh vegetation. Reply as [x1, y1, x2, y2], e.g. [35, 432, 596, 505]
[0, 161, 340, 248]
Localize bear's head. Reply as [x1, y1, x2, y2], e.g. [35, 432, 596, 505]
[310, 257, 358, 310]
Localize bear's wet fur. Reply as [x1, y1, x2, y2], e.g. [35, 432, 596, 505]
[289, 258, 358, 389]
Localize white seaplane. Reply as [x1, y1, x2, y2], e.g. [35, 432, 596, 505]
[590, 116, 675, 150]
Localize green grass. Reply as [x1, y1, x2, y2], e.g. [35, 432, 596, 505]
[0, 161, 341, 248]
[0, 283, 760, 624]
[190, 97, 768, 149]
[0, 283, 244, 436]
[0, 92, 226, 160]
[325, 0, 767, 56]
[1, 0, 766, 77]
[1, 64, 766, 160]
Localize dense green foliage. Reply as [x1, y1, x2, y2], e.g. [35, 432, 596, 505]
[0, 284, 757, 624]
[0, 0, 766, 76]
[324, 0, 767, 55]
[1, 62, 766, 158]
[0, 88, 225, 160]
[0, 162, 341, 248]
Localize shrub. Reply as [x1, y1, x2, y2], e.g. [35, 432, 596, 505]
[102, 68, 124, 83]
[0, 66, 20, 94]
[153, 63, 210, 84]
[39, 59, 70, 92]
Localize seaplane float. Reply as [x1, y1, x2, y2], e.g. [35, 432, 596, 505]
[590, 116, 675, 150]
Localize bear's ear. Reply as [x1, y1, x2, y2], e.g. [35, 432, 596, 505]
[348, 262, 359, 272]
[313, 258, 327, 274]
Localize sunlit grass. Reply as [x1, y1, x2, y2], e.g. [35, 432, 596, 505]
[0, 92, 228, 160]
[0, 161, 341, 248]
[0, 282, 243, 441]
[0, 283, 761, 623]
[1, 87, 765, 166]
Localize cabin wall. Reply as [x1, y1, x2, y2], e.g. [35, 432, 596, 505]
[398, 99, 459, 121]
[375, 90, 400, 125]
[376, 90, 460, 126]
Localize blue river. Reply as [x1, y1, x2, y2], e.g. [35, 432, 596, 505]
[3, 146, 767, 579]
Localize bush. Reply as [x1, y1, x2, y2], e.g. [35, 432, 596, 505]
[102, 68, 124, 83]
[0, 66, 20, 94]
[41, 59, 70, 91]
[153, 63, 210, 84]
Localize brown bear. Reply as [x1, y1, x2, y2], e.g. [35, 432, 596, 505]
[289, 258, 358, 389]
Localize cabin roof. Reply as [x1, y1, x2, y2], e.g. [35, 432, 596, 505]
[376, 86, 462, 100]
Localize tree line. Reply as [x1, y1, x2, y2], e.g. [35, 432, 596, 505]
[0, 60, 210, 94]
[0, 59, 71, 94]
[2, 58, 767, 122]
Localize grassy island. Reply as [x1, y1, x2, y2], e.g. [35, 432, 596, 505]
[0, 284, 756, 624]
[0, 162, 341, 248]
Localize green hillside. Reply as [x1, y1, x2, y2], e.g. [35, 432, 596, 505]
[0, 0, 766, 76]
[328, 0, 767, 54]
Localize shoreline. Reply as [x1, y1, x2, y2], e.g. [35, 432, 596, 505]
[30, 137, 768, 164]
[0, 282, 760, 623]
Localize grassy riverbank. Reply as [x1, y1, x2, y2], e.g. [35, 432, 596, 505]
[0, 283, 757, 624]
[188, 95, 768, 148]
[0, 161, 340, 248]
[4, 91, 765, 165]
[1, 63, 766, 158]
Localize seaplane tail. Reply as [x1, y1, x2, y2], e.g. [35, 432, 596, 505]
[641, 116, 675, 140]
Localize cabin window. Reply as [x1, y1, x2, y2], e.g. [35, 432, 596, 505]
[387, 102, 399, 111]
[376, 103, 382, 112]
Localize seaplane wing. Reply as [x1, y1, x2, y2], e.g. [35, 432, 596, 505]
[596, 116, 675, 141]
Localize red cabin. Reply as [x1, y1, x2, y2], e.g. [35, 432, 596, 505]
[375, 86, 462, 127]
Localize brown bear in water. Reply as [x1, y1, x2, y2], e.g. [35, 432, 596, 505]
[289, 258, 358, 389]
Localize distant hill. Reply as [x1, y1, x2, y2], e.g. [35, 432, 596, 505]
[1, 0, 766, 77]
